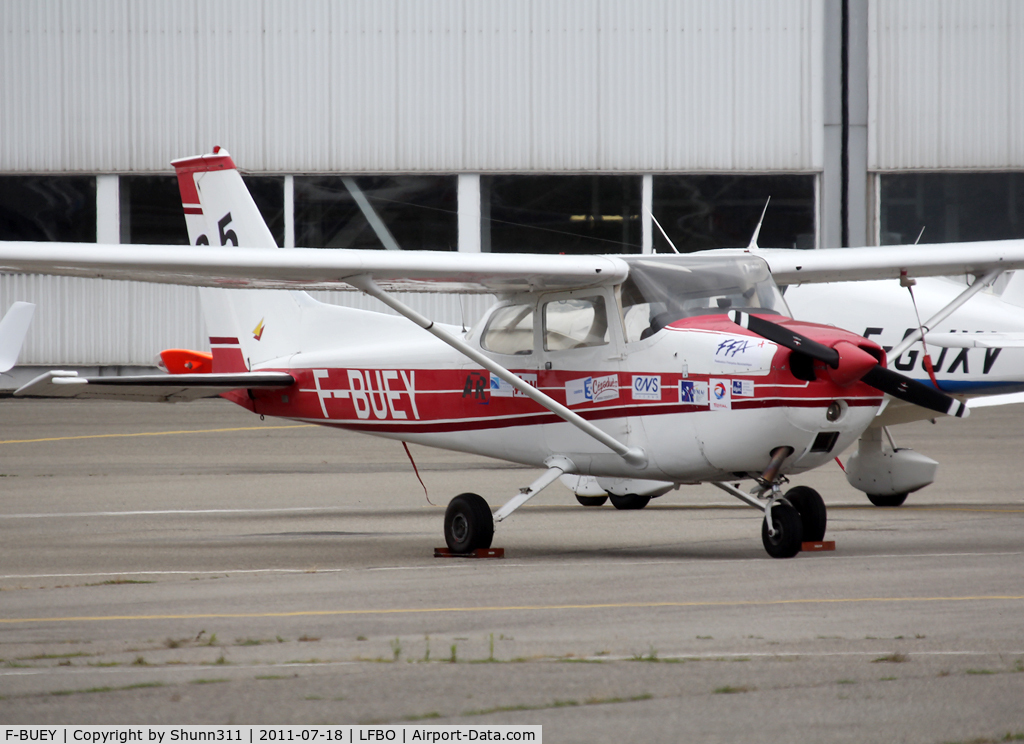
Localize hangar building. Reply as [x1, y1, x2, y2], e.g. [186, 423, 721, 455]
[1, 0, 1023, 371]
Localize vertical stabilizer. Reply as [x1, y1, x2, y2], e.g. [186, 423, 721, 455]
[0, 301, 35, 373]
[172, 148, 305, 371]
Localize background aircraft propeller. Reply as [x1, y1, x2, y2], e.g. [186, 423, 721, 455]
[728, 310, 968, 418]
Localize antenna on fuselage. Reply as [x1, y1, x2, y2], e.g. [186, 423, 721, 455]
[650, 213, 681, 254]
[746, 196, 771, 250]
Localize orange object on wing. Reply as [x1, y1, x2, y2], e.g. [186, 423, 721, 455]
[160, 348, 214, 374]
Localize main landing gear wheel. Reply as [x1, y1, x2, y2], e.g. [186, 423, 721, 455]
[609, 493, 651, 510]
[575, 494, 608, 507]
[867, 492, 909, 507]
[444, 493, 494, 553]
[785, 486, 827, 542]
[761, 502, 803, 559]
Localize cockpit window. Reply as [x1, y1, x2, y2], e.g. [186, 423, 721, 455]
[543, 296, 609, 351]
[480, 302, 535, 355]
[619, 255, 790, 342]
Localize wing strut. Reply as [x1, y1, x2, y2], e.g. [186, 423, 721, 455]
[887, 269, 1003, 359]
[348, 275, 648, 469]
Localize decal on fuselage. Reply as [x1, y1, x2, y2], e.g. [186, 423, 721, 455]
[863, 327, 1004, 376]
[712, 335, 773, 371]
[566, 374, 620, 406]
[679, 380, 709, 405]
[709, 378, 732, 410]
[490, 372, 538, 398]
[310, 368, 419, 420]
[632, 375, 661, 401]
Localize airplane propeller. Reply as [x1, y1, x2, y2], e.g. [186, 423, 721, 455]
[728, 310, 968, 418]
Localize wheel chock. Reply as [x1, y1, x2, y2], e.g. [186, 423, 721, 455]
[800, 540, 835, 552]
[434, 547, 505, 558]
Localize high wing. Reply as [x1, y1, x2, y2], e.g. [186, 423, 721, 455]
[0, 241, 627, 295]
[709, 242, 1024, 285]
[4, 241, 1024, 296]
[14, 370, 295, 402]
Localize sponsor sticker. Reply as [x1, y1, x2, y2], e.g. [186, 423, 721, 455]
[731, 379, 755, 397]
[632, 375, 661, 401]
[710, 378, 732, 410]
[566, 374, 620, 406]
[713, 334, 773, 370]
[489, 372, 538, 398]
[679, 380, 708, 406]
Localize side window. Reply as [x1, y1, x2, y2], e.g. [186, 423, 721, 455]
[543, 296, 609, 351]
[480, 303, 535, 355]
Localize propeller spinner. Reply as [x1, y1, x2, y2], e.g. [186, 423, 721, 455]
[729, 310, 968, 418]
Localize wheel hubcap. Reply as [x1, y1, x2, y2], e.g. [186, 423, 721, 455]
[452, 514, 469, 542]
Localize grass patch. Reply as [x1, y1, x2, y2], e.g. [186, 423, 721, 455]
[191, 678, 229, 685]
[86, 579, 154, 586]
[966, 669, 997, 675]
[255, 675, 295, 680]
[18, 652, 90, 661]
[873, 652, 909, 664]
[404, 712, 442, 722]
[837, 679, 857, 685]
[50, 682, 164, 697]
[879, 676, 898, 681]
[298, 635, 320, 643]
[713, 685, 753, 694]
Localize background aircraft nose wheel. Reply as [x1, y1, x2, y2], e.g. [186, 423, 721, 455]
[609, 494, 651, 510]
[761, 501, 803, 558]
[444, 492, 494, 553]
[785, 486, 827, 541]
[867, 492, 908, 507]
[575, 494, 608, 507]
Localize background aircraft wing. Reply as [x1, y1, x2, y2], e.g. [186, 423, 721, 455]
[708, 240, 1024, 285]
[0, 242, 628, 294]
[14, 370, 295, 403]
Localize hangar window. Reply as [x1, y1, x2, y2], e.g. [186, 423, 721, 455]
[0, 176, 96, 242]
[651, 175, 816, 252]
[294, 176, 457, 251]
[483, 175, 642, 254]
[880, 173, 1024, 245]
[121, 176, 284, 246]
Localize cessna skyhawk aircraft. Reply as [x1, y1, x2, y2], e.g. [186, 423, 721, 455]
[2, 148, 1024, 558]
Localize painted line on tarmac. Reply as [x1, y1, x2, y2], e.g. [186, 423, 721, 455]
[4, 594, 1024, 625]
[0, 424, 315, 445]
[2, 551, 1022, 583]
[0, 506, 365, 519]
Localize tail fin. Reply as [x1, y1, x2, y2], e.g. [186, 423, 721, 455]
[173, 148, 306, 372]
[0, 301, 35, 373]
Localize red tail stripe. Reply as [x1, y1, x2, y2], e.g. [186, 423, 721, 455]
[209, 336, 240, 345]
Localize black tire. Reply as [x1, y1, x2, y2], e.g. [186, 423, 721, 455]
[609, 493, 651, 510]
[786, 486, 827, 542]
[761, 502, 803, 559]
[444, 493, 494, 553]
[867, 492, 908, 507]
[575, 494, 608, 507]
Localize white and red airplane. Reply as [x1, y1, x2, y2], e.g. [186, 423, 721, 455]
[3, 148, 1024, 558]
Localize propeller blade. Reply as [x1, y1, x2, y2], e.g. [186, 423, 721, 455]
[729, 310, 839, 368]
[729, 310, 969, 418]
[861, 365, 968, 418]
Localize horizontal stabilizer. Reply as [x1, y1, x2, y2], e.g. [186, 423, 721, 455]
[14, 370, 294, 403]
[923, 332, 1024, 349]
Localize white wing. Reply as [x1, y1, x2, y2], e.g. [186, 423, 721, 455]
[0, 242, 628, 295]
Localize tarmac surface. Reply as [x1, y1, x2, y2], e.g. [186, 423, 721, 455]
[1, 397, 1023, 742]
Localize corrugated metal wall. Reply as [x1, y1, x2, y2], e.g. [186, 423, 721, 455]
[1, 0, 822, 174]
[870, 0, 1024, 170]
[0, 277, 495, 366]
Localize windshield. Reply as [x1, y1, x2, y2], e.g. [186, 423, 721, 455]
[619, 255, 790, 342]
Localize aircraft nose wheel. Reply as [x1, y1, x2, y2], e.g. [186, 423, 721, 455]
[444, 492, 494, 553]
[761, 501, 803, 558]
